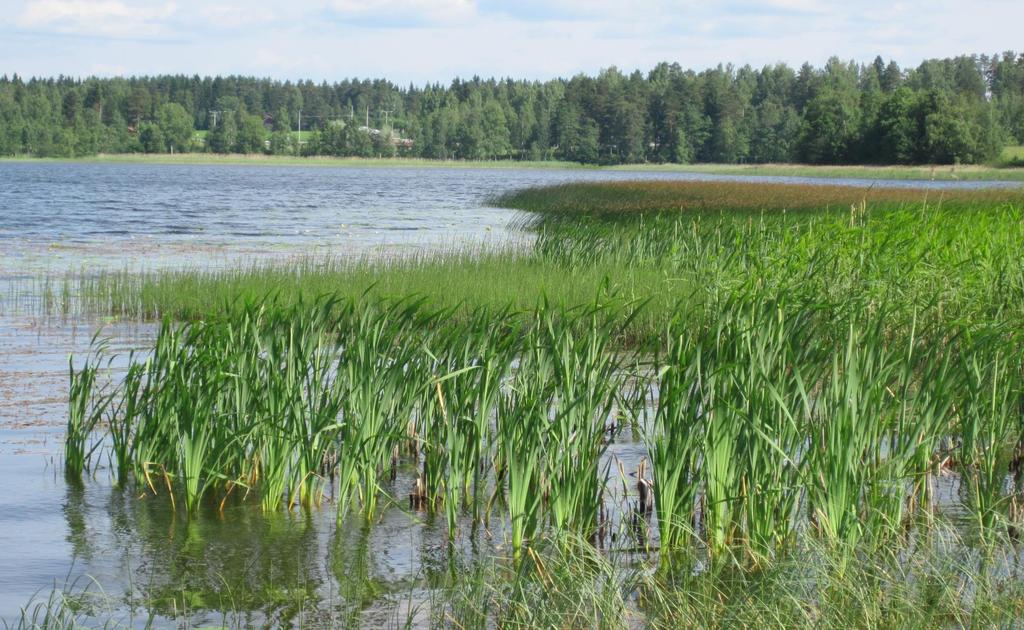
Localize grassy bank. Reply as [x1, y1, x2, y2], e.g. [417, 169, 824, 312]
[613, 160, 1024, 181]
[4, 152, 1024, 180]
[0, 153, 588, 170]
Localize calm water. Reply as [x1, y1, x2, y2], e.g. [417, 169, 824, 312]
[0, 162, 1010, 626]
[2, 161, 1018, 277]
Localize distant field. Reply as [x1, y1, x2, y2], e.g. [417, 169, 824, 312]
[613, 160, 1024, 181]
[496, 179, 1024, 217]
[4, 152, 1024, 180]
[0, 153, 586, 170]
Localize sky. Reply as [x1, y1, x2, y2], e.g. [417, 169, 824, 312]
[1, 0, 1021, 84]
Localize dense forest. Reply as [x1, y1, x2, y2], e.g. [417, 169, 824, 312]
[1, 52, 1023, 165]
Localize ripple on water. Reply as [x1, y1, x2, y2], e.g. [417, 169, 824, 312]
[0, 162, 1020, 625]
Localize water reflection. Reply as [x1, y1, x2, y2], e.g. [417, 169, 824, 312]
[61, 485, 324, 625]
[56, 475, 488, 627]
[63, 482, 93, 563]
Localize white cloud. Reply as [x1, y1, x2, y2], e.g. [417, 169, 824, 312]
[329, 0, 473, 9]
[759, 0, 828, 13]
[17, 0, 178, 37]
[326, 0, 476, 26]
[88, 62, 127, 75]
[2, 0, 1022, 80]
[198, 4, 277, 29]
[477, 0, 695, 23]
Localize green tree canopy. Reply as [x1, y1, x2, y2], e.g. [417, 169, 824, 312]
[156, 102, 194, 152]
[0, 52, 1020, 164]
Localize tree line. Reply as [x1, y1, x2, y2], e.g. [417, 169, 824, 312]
[1, 52, 1022, 165]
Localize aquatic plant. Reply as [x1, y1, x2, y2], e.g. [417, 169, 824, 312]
[61, 181, 1024, 585]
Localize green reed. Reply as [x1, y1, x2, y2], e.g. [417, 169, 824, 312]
[416, 306, 518, 537]
[540, 302, 626, 539]
[497, 347, 547, 560]
[955, 328, 1023, 540]
[67, 286, 1024, 555]
[65, 339, 111, 481]
[336, 297, 433, 521]
[62, 181, 1024, 578]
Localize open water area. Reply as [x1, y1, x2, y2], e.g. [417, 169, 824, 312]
[0, 161, 1017, 626]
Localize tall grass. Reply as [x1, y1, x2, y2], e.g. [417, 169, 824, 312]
[60, 181, 1024, 622]
[65, 337, 112, 481]
[66, 291, 1024, 558]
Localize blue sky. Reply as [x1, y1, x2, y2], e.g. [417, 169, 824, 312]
[1, 0, 1021, 82]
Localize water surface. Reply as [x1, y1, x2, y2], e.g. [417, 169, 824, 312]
[2, 161, 1017, 276]
[0, 162, 1012, 625]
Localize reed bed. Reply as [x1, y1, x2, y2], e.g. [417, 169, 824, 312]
[58, 180, 1024, 624]
[70, 249, 682, 338]
[66, 182, 1024, 346]
[65, 290, 1024, 563]
[496, 180, 1024, 216]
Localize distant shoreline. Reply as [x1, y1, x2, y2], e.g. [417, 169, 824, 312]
[3, 153, 1024, 182]
[0, 154, 591, 171]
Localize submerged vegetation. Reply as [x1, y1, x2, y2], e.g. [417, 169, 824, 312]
[51, 180, 1024, 625]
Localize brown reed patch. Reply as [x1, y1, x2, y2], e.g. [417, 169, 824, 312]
[499, 180, 1024, 215]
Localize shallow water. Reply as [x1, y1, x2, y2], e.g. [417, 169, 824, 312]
[2, 161, 1018, 277]
[0, 162, 1014, 625]
[0, 313, 657, 626]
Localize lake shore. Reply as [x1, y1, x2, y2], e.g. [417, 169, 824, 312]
[6, 176, 1024, 627]
[611, 161, 1024, 181]
[0, 153, 591, 170]
[4, 152, 1024, 181]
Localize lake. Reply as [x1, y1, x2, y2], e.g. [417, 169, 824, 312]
[2, 161, 1018, 277]
[0, 161, 1014, 626]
